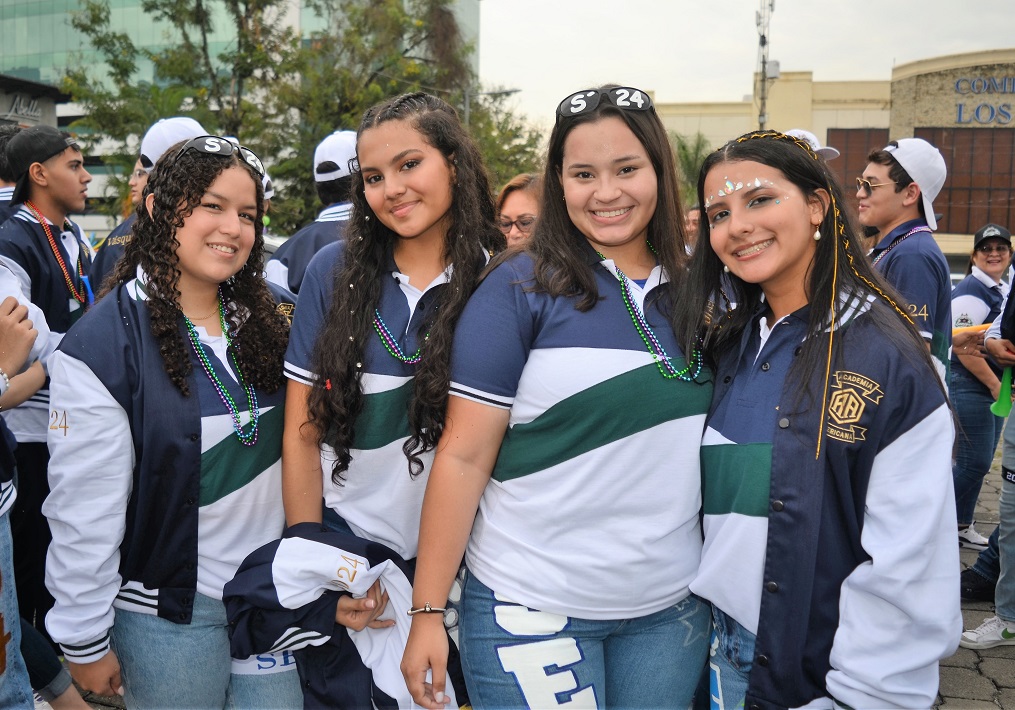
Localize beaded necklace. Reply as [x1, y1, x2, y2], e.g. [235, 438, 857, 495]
[24, 200, 90, 304]
[597, 245, 702, 381]
[373, 309, 427, 365]
[183, 292, 260, 446]
[870, 225, 931, 267]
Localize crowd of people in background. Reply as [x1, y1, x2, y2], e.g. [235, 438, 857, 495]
[0, 81, 1012, 710]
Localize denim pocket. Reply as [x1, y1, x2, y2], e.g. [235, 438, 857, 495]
[710, 605, 756, 673]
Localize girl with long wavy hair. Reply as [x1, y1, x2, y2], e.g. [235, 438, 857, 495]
[43, 136, 299, 708]
[401, 85, 711, 709]
[681, 131, 959, 708]
[272, 92, 502, 706]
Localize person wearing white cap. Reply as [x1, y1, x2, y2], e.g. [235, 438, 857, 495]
[91, 117, 206, 288]
[859, 138, 951, 377]
[264, 130, 357, 296]
[784, 128, 840, 160]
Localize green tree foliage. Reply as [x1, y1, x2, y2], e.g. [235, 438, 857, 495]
[63, 0, 544, 233]
[670, 130, 712, 207]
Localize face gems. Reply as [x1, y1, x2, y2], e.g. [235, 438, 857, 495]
[183, 289, 260, 447]
[704, 177, 769, 209]
[596, 243, 702, 382]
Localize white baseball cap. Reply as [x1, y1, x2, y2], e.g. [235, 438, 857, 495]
[785, 129, 840, 160]
[884, 138, 947, 231]
[314, 130, 358, 182]
[140, 117, 207, 171]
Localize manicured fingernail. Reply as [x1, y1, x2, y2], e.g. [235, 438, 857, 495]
[435, 691, 445, 703]
[365, 599, 375, 608]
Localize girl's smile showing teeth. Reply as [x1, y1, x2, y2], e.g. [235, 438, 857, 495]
[209, 243, 237, 254]
[734, 239, 774, 258]
[593, 207, 632, 218]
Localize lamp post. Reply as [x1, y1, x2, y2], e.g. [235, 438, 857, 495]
[756, 0, 775, 129]
[463, 87, 520, 127]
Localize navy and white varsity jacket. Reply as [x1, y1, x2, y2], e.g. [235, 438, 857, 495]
[706, 298, 959, 709]
[265, 202, 350, 296]
[225, 523, 467, 709]
[44, 276, 290, 663]
[90, 213, 136, 289]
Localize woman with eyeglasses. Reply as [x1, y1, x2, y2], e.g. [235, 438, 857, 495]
[42, 136, 301, 708]
[495, 173, 541, 247]
[951, 223, 1013, 552]
[680, 131, 959, 708]
[401, 85, 710, 709]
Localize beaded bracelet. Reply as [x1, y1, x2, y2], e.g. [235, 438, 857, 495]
[407, 602, 447, 616]
[0, 366, 10, 391]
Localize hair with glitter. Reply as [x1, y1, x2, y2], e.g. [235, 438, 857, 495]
[679, 130, 940, 426]
[307, 92, 505, 483]
[104, 141, 288, 396]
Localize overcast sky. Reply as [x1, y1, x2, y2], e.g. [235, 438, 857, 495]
[478, 0, 1015, 131]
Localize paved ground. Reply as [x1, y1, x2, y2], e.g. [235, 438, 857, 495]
[63, 456, 1015, 709]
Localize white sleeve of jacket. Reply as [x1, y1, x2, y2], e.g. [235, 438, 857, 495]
[987, 299, 1004, 341]
[43, 351, 135, 663]
[825, 402, 960, 708]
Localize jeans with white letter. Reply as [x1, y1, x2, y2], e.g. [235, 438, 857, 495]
[111, 591, 303, 710]
[458, 570, 708, 709]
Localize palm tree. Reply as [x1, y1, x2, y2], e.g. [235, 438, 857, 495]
[670, 130, 712, 208]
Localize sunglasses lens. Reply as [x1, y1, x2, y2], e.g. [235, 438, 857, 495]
[606, 88, 651, 111]
[856, 178, 871, 196]
[558, 91, 600, 119]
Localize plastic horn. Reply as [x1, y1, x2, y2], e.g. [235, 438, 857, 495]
[992, 367, 1013, 417]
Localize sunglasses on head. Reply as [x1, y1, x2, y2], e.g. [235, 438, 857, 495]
[175, 135, 265, 177]
[556, 87, 653, 123]
[855, 176, 896, 197]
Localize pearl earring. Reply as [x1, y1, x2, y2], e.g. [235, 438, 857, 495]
[813, 228, 821, 241]
[723, 264, 730, 273]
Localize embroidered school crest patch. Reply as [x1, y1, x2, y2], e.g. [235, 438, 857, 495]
[826, 371, 883, 444]
[954, 313, 975, 328]
[275, 301, 294, 325]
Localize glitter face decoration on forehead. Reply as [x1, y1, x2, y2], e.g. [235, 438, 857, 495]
[704, 177, 772, 209]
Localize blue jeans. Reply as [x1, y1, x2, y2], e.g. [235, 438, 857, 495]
[970, 525, 1001, 582]
[111, 592, 303, 710]
[951, 371, 1005, 526]
[706, 607, 753, 710]
[0, 509, 32, 709]
[458, 571, 709, 709]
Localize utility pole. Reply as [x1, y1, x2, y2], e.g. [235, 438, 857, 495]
[756, 0, 775, 129]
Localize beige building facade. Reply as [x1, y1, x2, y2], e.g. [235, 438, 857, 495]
[657, 48, 1015, 271]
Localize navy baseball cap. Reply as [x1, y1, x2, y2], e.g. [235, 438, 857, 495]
[8, 125, 79, 204]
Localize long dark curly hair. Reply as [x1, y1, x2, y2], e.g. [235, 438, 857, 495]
[307, 92, 504, 483]
[104, 141, 289, 396]
[528, 85, 690, 312]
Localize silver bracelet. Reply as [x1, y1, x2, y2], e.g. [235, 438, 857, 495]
[407, 602, 447, 616]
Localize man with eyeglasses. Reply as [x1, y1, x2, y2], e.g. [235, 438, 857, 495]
[858, 138, 950, 379]
[90, 117, 206, 287]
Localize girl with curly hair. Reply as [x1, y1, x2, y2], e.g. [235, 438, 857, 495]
[43, 136, 300, 708]
[401, 85, 711, 709]
[266, 92, 501, 706]
[681, 131, 959, 708]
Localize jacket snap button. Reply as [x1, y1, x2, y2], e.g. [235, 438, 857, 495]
[756, 654, 769, 667]
[778, 417, 790, 428]
[772, 500, 784, 512]
[765, 581, 779, 593]
[760, 362, 770, 371]
[723, 375, 732, 384]
[189, 433, 199, 441]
